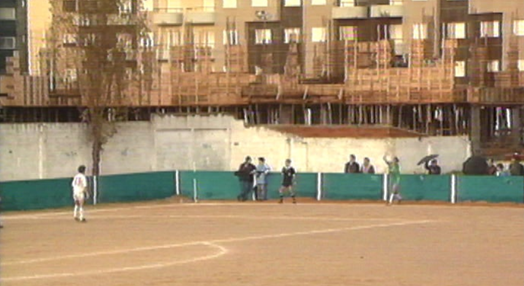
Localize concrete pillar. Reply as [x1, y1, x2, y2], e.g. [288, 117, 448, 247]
[511, 107, 522, 146]
[470, 106, 481, 155]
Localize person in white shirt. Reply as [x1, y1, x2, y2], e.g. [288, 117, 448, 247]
[72, 165, 88, 222]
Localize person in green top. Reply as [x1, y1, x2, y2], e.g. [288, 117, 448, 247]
[383, 155, 402, 205]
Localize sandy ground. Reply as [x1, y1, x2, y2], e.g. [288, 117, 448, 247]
[1, 200, 523, 286]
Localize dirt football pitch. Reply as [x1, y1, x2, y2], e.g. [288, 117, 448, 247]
[1, 200, 523, 286]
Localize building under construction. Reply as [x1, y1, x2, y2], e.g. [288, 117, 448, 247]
[1, 0, 524, 157]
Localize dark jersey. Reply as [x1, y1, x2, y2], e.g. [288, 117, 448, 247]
[237, 163, 256, 182]
[344, 162, 360, 173]
[281, 166, 296, 187]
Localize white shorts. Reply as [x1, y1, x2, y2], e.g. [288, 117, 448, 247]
[73, 191, 85, 201]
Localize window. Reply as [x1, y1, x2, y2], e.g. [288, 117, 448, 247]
[284, 28, 301, 43]
[311, 0, 327, 5]
[480, 21, 500, 38]
[412, 23, 427, 39]
[312, 27, 327, 42]
[255, 29, 272, 44]
[339, 0, 355, 6]
[223, 0, 237, 8]
[0, 8, 16, 20]
[140, 32, 154, 48]
[339, 26, 357, 41]
[223, 30, 239, 45]
[284, 0, 301, 6]
[252, 0, 268, 7]
[63, 34, 77, 45]
[116, 33, 133, 49]
[513, 20, 524, 36]
[203, 0, 215, 10]
[141, 0, 154, 11]
[65, 69, 78, 82]
[170, 31, 183, 46]
[519, 60, 524, 72]
[487, 60, 500, 72]
[195, 31, 215, 48]
[447, 22, 466, 39]
[390, 0, 403, 5]
[390, 24, 403, 55]
[118, 0, 132, 14]
[0, 37, 16, 49]
[390, 24, 403, 40]
[63, 0, 77, 12]
[454, 61, 465, 77]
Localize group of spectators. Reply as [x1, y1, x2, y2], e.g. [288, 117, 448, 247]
[343, 154, 441, 175]
[235, 156, 296, 203]
[487, 157, 524, 176]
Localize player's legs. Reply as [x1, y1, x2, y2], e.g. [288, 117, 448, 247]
[73, 194, 79, 220]
[289, 186, 296, 204]
[73, 192, 86, 222]
[388, 184, 401, 205]
[278, 186, 286, 203]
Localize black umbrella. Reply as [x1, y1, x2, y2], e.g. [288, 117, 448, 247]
[417, 154, 439, 166]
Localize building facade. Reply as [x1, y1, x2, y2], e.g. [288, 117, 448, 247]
[0, 0, 524, 157]
[0, 0, 27, 74]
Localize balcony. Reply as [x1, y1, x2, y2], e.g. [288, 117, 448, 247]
[185, 7, 215, 24]
[152, 9, 183, 26]
[369, 5, 403, 18]
[332, 6, 368, 19]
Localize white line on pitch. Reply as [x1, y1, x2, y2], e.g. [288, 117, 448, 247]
[1, 242, 228, 282]
[18, 214, 403, 222]
[3, 219, 432, 267]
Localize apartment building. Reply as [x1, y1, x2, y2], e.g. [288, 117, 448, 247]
[146, 0, 523, 80]
[0, 0, 27, 74]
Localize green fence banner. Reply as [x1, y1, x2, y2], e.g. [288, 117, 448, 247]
[0, 178, 73, 211]
[457, 176, 524, 203]
[322, 173, 383, 200]
[398, 175, 450, 201]
[179, 171, 318, 200]
[98, 171, 175, 203]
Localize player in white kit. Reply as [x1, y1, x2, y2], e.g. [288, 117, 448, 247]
[72, 165, 88, 222]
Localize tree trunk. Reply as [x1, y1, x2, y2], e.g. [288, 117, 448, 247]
[92, 139, 102, 177]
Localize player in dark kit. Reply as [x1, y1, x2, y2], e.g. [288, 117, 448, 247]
[279, 159, 296, 204]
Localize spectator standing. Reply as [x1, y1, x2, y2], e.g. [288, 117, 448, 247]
[255, 157, 271, 201]
[425, 159, 442, 175]
[509, 156, 524, 176]
[344, 154, 360, 174]
[361, 157, 375, 174]
[235, 156, 256, 201]
[496, 163, 510, 177]
[384, 156, 402, 205]
[487, 159, 497, 175]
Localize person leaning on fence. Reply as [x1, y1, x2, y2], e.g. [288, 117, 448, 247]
[509, 155, 524, 176]
[361, 157, 375, 174]
[487, 159, 497, 175]
[279, 159, 297, 204]
[384, 156, 402, 205]
[235, 156, 256, 202]
[344, 154, 360, 174]
[496, 163, 510, 177]
[425, 159, 441, 175]
[255, 157, 271, 201]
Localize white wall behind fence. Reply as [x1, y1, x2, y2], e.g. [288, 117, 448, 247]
[0, 114, 471, 181]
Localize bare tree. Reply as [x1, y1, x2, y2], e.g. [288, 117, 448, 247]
[48, 0, 152, 177]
